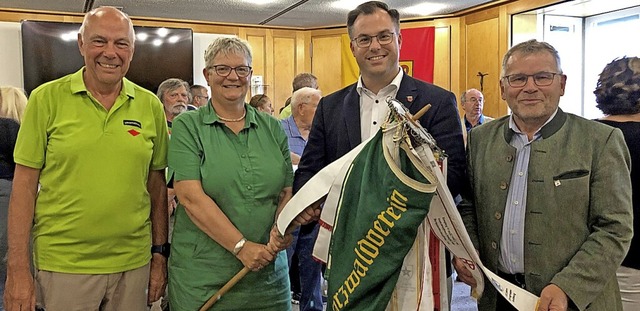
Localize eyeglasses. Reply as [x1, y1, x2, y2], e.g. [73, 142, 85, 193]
[351, 32, 395, 48]
[195, 95, 209, 100]
[208, 65, 252, 78]
[503, 72, 561, 88]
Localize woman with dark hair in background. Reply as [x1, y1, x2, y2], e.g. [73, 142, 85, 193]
[594, 56, 640, 311]
[0, 86, 28, 310]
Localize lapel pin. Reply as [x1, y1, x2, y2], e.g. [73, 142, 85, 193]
[406, 95, 413, 103]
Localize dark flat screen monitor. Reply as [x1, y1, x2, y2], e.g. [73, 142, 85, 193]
[21, 20, 193, 95]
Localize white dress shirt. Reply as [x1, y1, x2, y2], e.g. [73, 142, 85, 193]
[356, 69, 404, 142]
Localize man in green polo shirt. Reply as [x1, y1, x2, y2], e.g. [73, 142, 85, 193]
[4, 6, 169, 311]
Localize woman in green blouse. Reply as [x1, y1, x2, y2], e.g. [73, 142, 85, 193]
[168, 37, 294, 311]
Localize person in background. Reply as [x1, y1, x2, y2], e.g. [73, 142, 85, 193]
[279, 72, 319, 303]
[4, 7, 169, 311]
[189, 84, 209, 110]
[455, 39, 633, 311]
[281, 87, 321, 166]
[167, 37, 293, 311]
[460, 88, 494, 145]
[249, 93, 274, 115]
[279, 97, 291, 116]
[0, 86, 28, 311]
[158, 78, 190, 130]
[593, 56, 640, 311]
[279, 73, 318, 119]
[281, 86, 323, 311]
[158, 78, 190, 230]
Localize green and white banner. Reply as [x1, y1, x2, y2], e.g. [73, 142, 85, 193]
[325, 128, 436, 311]
[277, 99, 540, 311]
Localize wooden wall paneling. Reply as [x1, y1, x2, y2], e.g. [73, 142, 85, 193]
[433, 26, 452, 90]
[465, 17, 503, 118]
[244, 29, 267, 104]
[465, 7, 499, 25]
[295, 30, 311, 73]
[457, 17, 467, 112]
[311, 35, 343, 96]
[0, 0, 571, 115]
[273, 36, 296, 112]
[0, 9, 83, 23]
[443, 17, 463, 108]
[505, 0, 566, 15]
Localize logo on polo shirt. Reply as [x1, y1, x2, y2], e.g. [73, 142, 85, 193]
[123, 120, 142, 128]
[124, 120, 142, 136]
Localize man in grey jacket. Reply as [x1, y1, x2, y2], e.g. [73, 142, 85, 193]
[454, 39, 633, 311]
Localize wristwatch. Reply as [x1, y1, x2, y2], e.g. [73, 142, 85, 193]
[151, 242, 171, 258]
[233, 238, 247, 256]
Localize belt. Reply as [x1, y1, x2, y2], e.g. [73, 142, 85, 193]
[498, 270, 526, 289]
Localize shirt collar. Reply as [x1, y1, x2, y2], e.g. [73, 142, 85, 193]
[70, 67, 134, 99]
[508, 108, 558, 137]
[464, 114, 486, 131]
[283, 116, 303, 138]
[356, 68, 403, 96]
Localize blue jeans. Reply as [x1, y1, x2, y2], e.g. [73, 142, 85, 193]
[286, 223, 323, 311]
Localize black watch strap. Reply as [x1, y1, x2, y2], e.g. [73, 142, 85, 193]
[151, 242, 171, 258]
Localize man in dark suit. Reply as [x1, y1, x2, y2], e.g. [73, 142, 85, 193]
[293, 2, 465, 307]
[294, 0, 465, 206]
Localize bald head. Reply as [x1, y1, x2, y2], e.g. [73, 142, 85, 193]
[291, 87, 321, 126]
[291, 87, 321, 115]
[461, 88, 484, 120]
[77, 6, 136, 91]
[80, 7, 135, 45]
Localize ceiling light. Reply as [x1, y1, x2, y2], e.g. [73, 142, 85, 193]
[402, 3, 447, 16]
[136, 32, 148, 41]
[168, 35, 180, 43]
[156, 28, 169, 37]
[60, 31, 77, 42]
[331, 0, 361, 10]
[152, 39, 163, 46]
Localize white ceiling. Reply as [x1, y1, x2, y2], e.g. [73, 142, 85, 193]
[533, 0, 640, 17]
[1, 0, 499, 29]
[2, 0, 637, 29]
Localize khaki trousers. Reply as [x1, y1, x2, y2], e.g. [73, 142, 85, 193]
[35, 263, 150, 311]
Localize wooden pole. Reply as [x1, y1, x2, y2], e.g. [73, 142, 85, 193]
[198, 267, 250, 311]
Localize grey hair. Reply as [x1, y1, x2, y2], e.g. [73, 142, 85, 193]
[292, 73, 318, 92]
[501, 39, 562, 77]
[291, 87, 322, 112]
[460, 88, 481, 103]
[204, 37, 252, 68]
[157, 78, 190, 103]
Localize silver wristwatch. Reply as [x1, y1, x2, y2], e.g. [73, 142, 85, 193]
[233, 237, 247, 256]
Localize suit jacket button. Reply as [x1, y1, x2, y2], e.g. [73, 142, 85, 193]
[506, 155, 513, 162]
[491, 241, 498, 249]
[495, 212, 502, 220]
[500, 181, 508, 190]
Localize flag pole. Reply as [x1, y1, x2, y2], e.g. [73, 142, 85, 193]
[199, 267, 250, 311]
[199, 222, 298, 310]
